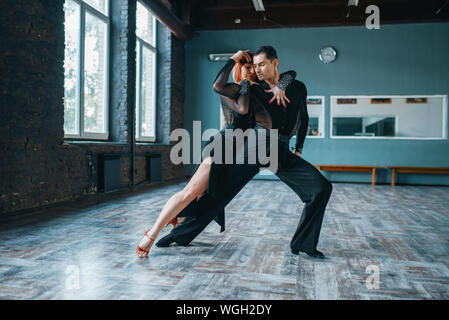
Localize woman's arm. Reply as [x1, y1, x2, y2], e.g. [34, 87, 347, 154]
[212, 50, 255, 114]
[212, 50, 252, 99]
[212, 59, 241, 99]
[218, 79, 251, 115]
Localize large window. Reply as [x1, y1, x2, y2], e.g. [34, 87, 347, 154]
[63, 0, 110, 139]
[136, 1, 157, 142]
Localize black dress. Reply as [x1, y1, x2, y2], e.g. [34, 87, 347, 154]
[176, 59, 297, 231]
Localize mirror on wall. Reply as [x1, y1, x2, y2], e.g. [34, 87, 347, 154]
[330, 95, 447, 139]
[288, 96, 325, 156]
[305, 96, 325, 138]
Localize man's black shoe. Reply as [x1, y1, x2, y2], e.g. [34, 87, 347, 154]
[305, 250, 325, 259]
[292, 249, 325, 259]
[155, 234, 176, 247]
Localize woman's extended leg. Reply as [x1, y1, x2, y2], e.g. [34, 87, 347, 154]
[136, 157, 213, 257]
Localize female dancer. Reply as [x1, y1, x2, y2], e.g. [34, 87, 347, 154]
[136, 50, 296, 257]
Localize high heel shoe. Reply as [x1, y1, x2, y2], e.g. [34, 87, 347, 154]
[166, 217, 179, 229]
[136, 230, 155, 257]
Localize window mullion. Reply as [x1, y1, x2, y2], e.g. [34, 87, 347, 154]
[139, 40, 144, 140]
[152, 41, 157, 138]
[139, 38, 156, 52]
[135, 40, 141, 140]
[104, 17, 110, 136]
[79, 3, 85, 137]
[83, 1, 109, 21]
[153, 11, 156, 48]
[152, 21, 157, 140]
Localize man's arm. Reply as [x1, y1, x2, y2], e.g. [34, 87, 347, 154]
[277, 70, 297, 90]
[294, 81, 309, 155]
[264, 70, 297, 107]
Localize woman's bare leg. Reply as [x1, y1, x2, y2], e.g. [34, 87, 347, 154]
[136, 157, 213, 257]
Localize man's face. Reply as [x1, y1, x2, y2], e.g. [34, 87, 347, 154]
[253, 53, 277, 81]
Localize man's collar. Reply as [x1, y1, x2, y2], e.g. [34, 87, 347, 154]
[260, 81, 270, 90]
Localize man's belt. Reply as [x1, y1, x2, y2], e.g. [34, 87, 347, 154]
[253, 125, 291, 144]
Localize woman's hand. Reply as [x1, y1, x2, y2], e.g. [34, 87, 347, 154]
[230, 50, 251, 63]
[248, 80, 259, 85]
[264, 86, 291, 108]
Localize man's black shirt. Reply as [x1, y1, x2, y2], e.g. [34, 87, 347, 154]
[251, 79, 309, 153]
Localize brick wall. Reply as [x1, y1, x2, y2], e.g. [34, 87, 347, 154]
[0, 0, 186, 215]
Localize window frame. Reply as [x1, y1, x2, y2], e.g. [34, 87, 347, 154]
[135, 0, 158, 143]
[64, 0, 110, 140]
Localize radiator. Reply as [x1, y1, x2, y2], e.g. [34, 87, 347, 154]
[98, 154, 121, 192]
[146, 153, 162, 182]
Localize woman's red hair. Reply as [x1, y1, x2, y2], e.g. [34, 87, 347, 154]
[232, 52, 253, 83]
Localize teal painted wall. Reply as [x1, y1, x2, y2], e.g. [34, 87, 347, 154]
[183, 22, 449, 185]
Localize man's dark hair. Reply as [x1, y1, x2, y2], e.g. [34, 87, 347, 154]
[254, 45, 278, 62]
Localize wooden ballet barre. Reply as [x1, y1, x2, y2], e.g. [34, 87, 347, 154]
[385, 166, 449, 186]
[314, 165, 382, 185]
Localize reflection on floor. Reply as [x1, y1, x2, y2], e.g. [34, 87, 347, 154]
[0, 180, 448, 299]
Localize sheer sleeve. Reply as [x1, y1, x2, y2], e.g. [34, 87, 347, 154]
[212, 59, 241, 99]
[218, 79, 250, 115]
[294, 81, 309, 154]
[277, 70, 297, 90]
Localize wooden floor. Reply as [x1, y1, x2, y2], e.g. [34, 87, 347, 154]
[0, 180, 448, 300]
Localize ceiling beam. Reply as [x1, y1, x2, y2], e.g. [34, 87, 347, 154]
[141, 0, 196, 40]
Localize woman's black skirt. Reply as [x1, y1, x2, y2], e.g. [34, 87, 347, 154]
[176, 126, 254, 231]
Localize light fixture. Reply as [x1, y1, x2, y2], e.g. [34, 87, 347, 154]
[208, 53, 234, 62]
[346, 0, 359, 18]
[252, 0, 265, 12]
[435, 0, 449, 15]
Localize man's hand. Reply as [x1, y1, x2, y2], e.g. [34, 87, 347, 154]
[230, 50, 251, 63]
[264, 86, 291, 108]
[294, 150, 302, 157]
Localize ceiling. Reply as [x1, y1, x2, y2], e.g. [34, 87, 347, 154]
[173, 0, 449, 30]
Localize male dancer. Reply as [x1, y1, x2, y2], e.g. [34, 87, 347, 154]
[157, 46, 332, 259]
